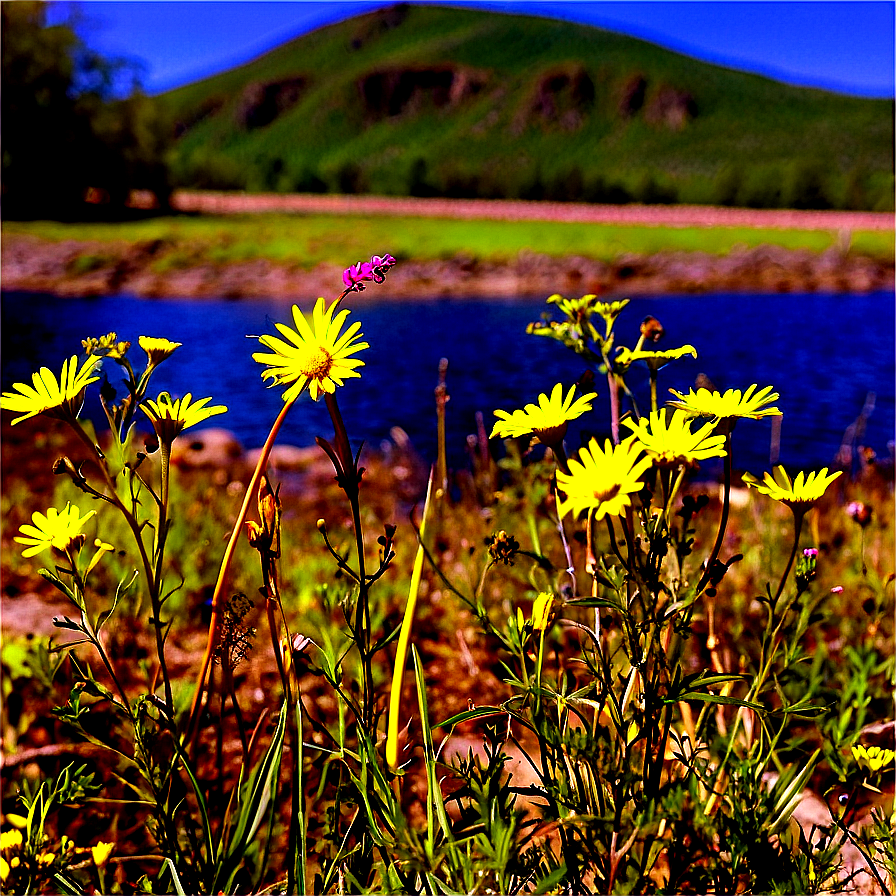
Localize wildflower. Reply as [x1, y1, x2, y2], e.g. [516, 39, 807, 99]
[343, 253, 396, 291]
[491, 383, 597, 449]
[253, 297, 368, 402]
[531, 591, 554, 631]
[90, 841, 114, 867]
[0, 830, 22, 851]
[795, 547, 818, 590]
[547, 293, 600, 321]
[139, 336, 182, 366]
[1, 355, 100, 425]
[0, 857, 8, 883]
[847, 501, 873, 527]
[831, 585, 844, 594]
[36, 852, 55, 866]
[593, 298, 630, 323]
[486, 530, 520, 566]
[141, 392, 227, 444]
[668, 383, 782, 424]
[742, 466, 842, 513]
[556, 436, 652, 521]
[852, 744, 895, 773]
[516, 591, 555, 633]
[14, 503, 97, 558]
[82, 332, 130, 359]
[621, 408, 726, 467]
[614, 344, 697, 373]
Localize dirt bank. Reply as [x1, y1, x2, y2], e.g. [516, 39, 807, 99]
[2, 232, 893, 300]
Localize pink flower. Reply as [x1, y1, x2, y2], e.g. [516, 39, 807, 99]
[342, 253, 396, 291]
[803, 548, 818, 558]
[342, 262, 371, 291]
[830, 585, 844, 594]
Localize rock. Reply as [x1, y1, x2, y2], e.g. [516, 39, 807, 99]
[170, 427, 244, 469]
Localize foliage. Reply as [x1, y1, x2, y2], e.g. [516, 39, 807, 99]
[1, 260, 893, 894]
[0, 1, 171, 220]
[157, 5, 894, 210]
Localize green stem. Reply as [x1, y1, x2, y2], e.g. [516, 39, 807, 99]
[68, 417, 174, 713]
[696, 430, 732, 594]
[187, 395, 297, 749]
[773, 510, 805, 603]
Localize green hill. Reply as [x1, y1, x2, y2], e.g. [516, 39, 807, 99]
[158, 3, 894, 210]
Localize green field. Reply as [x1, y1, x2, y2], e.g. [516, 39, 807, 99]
[5, 214, 893, 270]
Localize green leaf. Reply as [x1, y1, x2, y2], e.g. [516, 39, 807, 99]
[436, 705, 505, 729]
[217, 702, 286, 892]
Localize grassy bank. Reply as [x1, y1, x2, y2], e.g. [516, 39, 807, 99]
[4, 213, 893, 271]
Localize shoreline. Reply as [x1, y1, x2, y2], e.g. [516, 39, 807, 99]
[2, 232, 893, 300]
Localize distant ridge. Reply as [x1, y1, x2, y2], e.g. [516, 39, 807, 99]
[158, 3, 894, 210]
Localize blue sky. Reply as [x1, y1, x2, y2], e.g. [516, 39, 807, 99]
[50, 1, 895, 98]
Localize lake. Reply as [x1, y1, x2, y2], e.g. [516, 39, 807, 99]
[2, 290, 893, 478]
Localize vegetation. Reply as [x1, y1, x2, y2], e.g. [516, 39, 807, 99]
[0, 2, 170, 219]
[1, 262, 892, 894]
[4, 213, 894, 270]
[158, 4, 894, 210]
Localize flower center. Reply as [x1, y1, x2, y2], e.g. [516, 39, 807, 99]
[300, 346, 333, 380]
[592, 483, 621, 504]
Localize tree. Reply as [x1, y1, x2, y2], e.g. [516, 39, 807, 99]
[1, 2, 170, 219]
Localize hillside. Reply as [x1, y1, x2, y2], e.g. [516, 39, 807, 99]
[159, 3, 894, 210]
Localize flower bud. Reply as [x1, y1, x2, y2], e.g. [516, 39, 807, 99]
[640, 315, 664, 343]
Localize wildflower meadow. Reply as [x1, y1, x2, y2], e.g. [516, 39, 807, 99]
[0, 255, 893, 895]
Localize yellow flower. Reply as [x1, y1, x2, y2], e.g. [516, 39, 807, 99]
[668, 383, 782, 422]
[491, 383, 597, 448]
[742, 465, 842, 512]
[82, 332, 131, 359]
[516, 592, 555, 633]
[140, 392, 227, 443]
[0, 856, 8, 883]
[531, 592, 555, 632]
[547, 293, 600, 320]
[621, 408, 727, 467]
[14, 503, 97, 558]
[90, 841, 114, 867]
[0, 830, 22, 851]
[0, 355, 101, 425]
[556, 436, 652, 521]
[852, 744, 896, 773]
[253, 297, 368, 402]
[139, 336, 182, 366]
[615, 344, 697, 372]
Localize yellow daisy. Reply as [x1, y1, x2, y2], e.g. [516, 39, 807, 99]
[491, 383, 597, 448]
[622, 408, 727, 467]
[742, 465, 842, 511]
[668, 383, 782, 422]
[140, 392, 228, 444]
[0, 355, 101, 425]
[253, 297, 368, 402]
[139, 336, 182, 366]
[556, 436, 652, 521]
[14, 503, 97, 558]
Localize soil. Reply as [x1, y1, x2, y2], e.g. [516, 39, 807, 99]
[2, 193, 893, 300]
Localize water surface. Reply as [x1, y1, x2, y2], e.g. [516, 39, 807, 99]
[2, 290, 893, 477]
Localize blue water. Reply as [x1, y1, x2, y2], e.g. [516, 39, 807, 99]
[2, 290, 894, 477]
